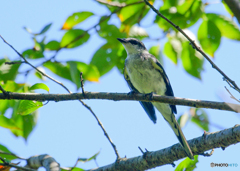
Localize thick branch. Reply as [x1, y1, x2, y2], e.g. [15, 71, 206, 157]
[26, 154, 60, 171]
[0, 92, 239, 112]
[224, 0, 240, 24]
[88, 125, 240, 171]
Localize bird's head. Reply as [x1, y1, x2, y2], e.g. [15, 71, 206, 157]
[117, 38, 147, 54]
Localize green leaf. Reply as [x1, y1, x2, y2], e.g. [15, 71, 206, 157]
[90, 43, 119, 76]
[62, 12, 94, 30]
[206, 13, 240, 40]
[17, 100, 43, 115]
[98, 18, 126, 45]
[68, 61, 81, 89]
[22, 110, 38, 139]
[181, 41, 204, 79]
[22, 49, 44, 59]
[39, 23, 52, 35]
[75, 62, 100, 82]
[71, 168, 85, 171]
[24, 23, 52, 35]
[175, 155, 199, 171]
[191, 108, 209, 131]
[29, 83, 49, 92]
[155, 0, 203, 31]
[0, 58, 21, 83]
[197, 20, 221, 57]
[117, 0, 151, 26]
[45, 40, 60, 51]
[23, 27, 33, 34]
[60, 29, 90, 48]
[0, 144, 18, 161]
[44, 61, 99, 89]
[78, 151, 100, 163]
[44, 61, 72, 81]
[163, 38, 181, 64]
[149, 44, 163, 65]
[11, 107, 38, 140]
[177, 112, 189, 128]
[0, 115, 21, 130]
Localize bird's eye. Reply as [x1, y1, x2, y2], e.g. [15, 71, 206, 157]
[129, 40, 139, 45]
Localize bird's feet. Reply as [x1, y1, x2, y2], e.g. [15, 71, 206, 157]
[145, 92, 154, 100]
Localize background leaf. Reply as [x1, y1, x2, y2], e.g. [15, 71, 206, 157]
[17, 100, 43, 115]
[62, 12, 94, 30]
[60, 29, 90, 48]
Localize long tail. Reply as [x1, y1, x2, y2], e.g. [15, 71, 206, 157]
[154, 103, 194, 159]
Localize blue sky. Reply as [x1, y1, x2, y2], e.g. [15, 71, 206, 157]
[1, 0, 240, 170]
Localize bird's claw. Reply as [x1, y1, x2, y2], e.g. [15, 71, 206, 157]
[145, 92, 154, 100]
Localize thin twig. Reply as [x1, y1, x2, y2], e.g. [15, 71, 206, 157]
[0, 85, 8, 96]
[138, 146, 144, 154]
[225, 86, 240, 103]
[0, 35, 120, 160]
[80, 72, 85, 97]
[0, 157, 35, 171]
[79, 99, 120, 159]
[144, 0, 240, 94]
[5, 61, 26, 65]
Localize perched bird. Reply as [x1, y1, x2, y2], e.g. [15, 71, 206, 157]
[117, 38, 194, 159]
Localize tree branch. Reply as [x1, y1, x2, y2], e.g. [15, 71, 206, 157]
[144, 0, 240, 94]
[88, 124, 240, 171]
[25, 154, 60, 171]
[224, 0, 240, 24]
[1, 92, 240, 112]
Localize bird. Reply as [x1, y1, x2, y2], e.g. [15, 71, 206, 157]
[117, 38, 194, 160]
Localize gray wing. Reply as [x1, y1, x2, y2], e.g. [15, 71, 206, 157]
[124, 67, 157, 123]
[148, 54, 177, 114]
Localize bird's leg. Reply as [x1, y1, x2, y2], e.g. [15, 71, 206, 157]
[145, 92, 154, 101]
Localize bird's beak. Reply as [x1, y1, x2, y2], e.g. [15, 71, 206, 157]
[117, 38, 127, 43]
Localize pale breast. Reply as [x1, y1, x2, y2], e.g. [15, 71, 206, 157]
[125, 54, 166, 95]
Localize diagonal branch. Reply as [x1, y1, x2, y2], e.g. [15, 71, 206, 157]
[144, 0, 240, 94]
[0, 35, 120, 160]
[88, 124, 240, 171]
[1, 92, 240, 112]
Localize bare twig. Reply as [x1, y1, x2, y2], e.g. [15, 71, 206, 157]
[138, 146, 144, 154]
[1, 92, 240, 112]
[225, 86, 240, 103]
[5, 61, 26, 65]
[0, 85, 8, 96]
[79, 100, 120, 159]
[0, 35, 120, 160]
[80, 72, 85, 97]
[144, 0, 240, 94]
[0, 157, 35, 171]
